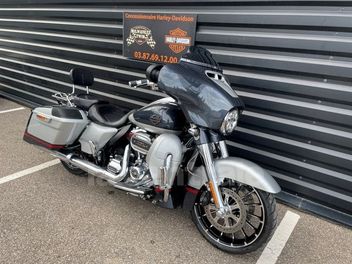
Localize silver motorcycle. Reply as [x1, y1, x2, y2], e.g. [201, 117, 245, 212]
[24, 47, 280, 254]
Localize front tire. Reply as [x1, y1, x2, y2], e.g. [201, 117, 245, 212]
[191, 183, 277, 254]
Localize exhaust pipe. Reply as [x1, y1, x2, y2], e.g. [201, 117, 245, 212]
[50, 145, 150, 195]
[71, 144, 130, 182]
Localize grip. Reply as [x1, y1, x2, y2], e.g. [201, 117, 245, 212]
[128, 79, 149, 88]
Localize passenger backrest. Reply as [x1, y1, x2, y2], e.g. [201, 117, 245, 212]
[69, 68, 94, 87]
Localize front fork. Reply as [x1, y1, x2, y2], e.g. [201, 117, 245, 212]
[198, 141, 229, 215]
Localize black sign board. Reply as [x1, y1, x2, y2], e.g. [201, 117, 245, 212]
[123, 12, 197, 64]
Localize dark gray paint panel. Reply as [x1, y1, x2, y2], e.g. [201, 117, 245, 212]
[0, 0, 351, 225]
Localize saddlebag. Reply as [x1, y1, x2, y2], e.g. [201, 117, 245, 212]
[23, 106, 88, 149]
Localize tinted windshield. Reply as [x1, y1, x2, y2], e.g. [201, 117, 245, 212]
[157, 62, 244, 129]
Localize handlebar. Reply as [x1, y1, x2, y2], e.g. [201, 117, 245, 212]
[128, 79, 150, 88]
[128, 79, 159, 91]
[129, 64, 163, 89]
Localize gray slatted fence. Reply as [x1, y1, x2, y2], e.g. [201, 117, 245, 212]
[0, 0, 351, 226]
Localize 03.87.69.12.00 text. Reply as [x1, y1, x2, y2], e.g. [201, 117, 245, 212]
[133, 51, 178, 63]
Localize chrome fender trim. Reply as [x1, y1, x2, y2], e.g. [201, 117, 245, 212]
[188, 157, 281, 194]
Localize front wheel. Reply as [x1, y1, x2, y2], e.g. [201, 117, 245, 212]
[191, 183, 277, 254]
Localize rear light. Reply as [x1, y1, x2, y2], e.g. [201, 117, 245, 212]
[36, 114, 51, 123]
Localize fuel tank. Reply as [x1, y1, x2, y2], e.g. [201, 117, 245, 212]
[129, 97, 185, 134]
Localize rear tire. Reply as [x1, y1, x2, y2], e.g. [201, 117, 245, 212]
[61, 160, 87, 177]
[191, 184, 277, 254]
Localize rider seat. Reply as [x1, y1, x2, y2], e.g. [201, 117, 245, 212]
[88, 103, 131, 128]
[69, 67, 131, 127]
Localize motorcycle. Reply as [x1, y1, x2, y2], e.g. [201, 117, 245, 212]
[23, 46, 280, 254]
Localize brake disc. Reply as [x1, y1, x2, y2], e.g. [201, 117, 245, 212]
[204, 188, 247, 233]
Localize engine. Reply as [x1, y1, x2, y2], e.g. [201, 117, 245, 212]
[107, 128, 154, 188]
[129, 129, 152, 155]
[127, 129, 155, 187]
[106, 128, 183, 192]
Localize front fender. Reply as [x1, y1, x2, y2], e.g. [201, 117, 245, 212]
[188, 157, 281, 194]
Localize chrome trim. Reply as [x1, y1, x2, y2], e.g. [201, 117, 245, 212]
[164, 154, 172, 202]
[71, 144, 130, 182]
[193, 186, 266, 249]
[198, 143, 226, 213]
[218, 141, 229, 158]
[49, 146, 152, 195]
[50, 145, 130, 183]
[129, 129, 152, 155]
[48, 149, 71, 162]
[205, 70, 225, 81]
[110, 182, 148, 195]
[186, 149, 199, 178]
[220, 109, 239, 135]
[160, 154, 172, 202]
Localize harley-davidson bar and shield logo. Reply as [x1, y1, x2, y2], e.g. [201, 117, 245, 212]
[126, 26, 156, 49]
[149, 114, 161, 125]
[164, 28, 191, 54]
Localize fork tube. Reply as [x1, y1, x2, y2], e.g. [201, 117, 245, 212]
[199, 143, 225, 213]
[218, 140, 229, 158]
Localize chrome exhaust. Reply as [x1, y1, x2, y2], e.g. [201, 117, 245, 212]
[49, 145, 150, 195]
[71, 144, 130, 182]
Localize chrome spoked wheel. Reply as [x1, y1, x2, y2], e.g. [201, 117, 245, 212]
[192, 183, 277, 253]
[204, 188, 249, 235]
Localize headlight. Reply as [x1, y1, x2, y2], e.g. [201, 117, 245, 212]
[220, 109, 239, 135]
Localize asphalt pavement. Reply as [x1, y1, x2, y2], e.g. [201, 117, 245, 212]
[0, 97, 351, 264]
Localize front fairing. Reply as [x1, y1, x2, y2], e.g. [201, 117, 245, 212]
[158, 62, 244, 130]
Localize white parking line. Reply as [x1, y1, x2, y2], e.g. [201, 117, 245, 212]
[0, 107, 25, 114]
[256, 210, 300, 264]
[0, 159, 60, 185]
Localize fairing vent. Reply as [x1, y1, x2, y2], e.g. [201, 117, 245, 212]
[205, 70, 225, 82]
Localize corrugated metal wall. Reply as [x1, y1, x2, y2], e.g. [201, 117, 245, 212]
[0, 0, 351, 225]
